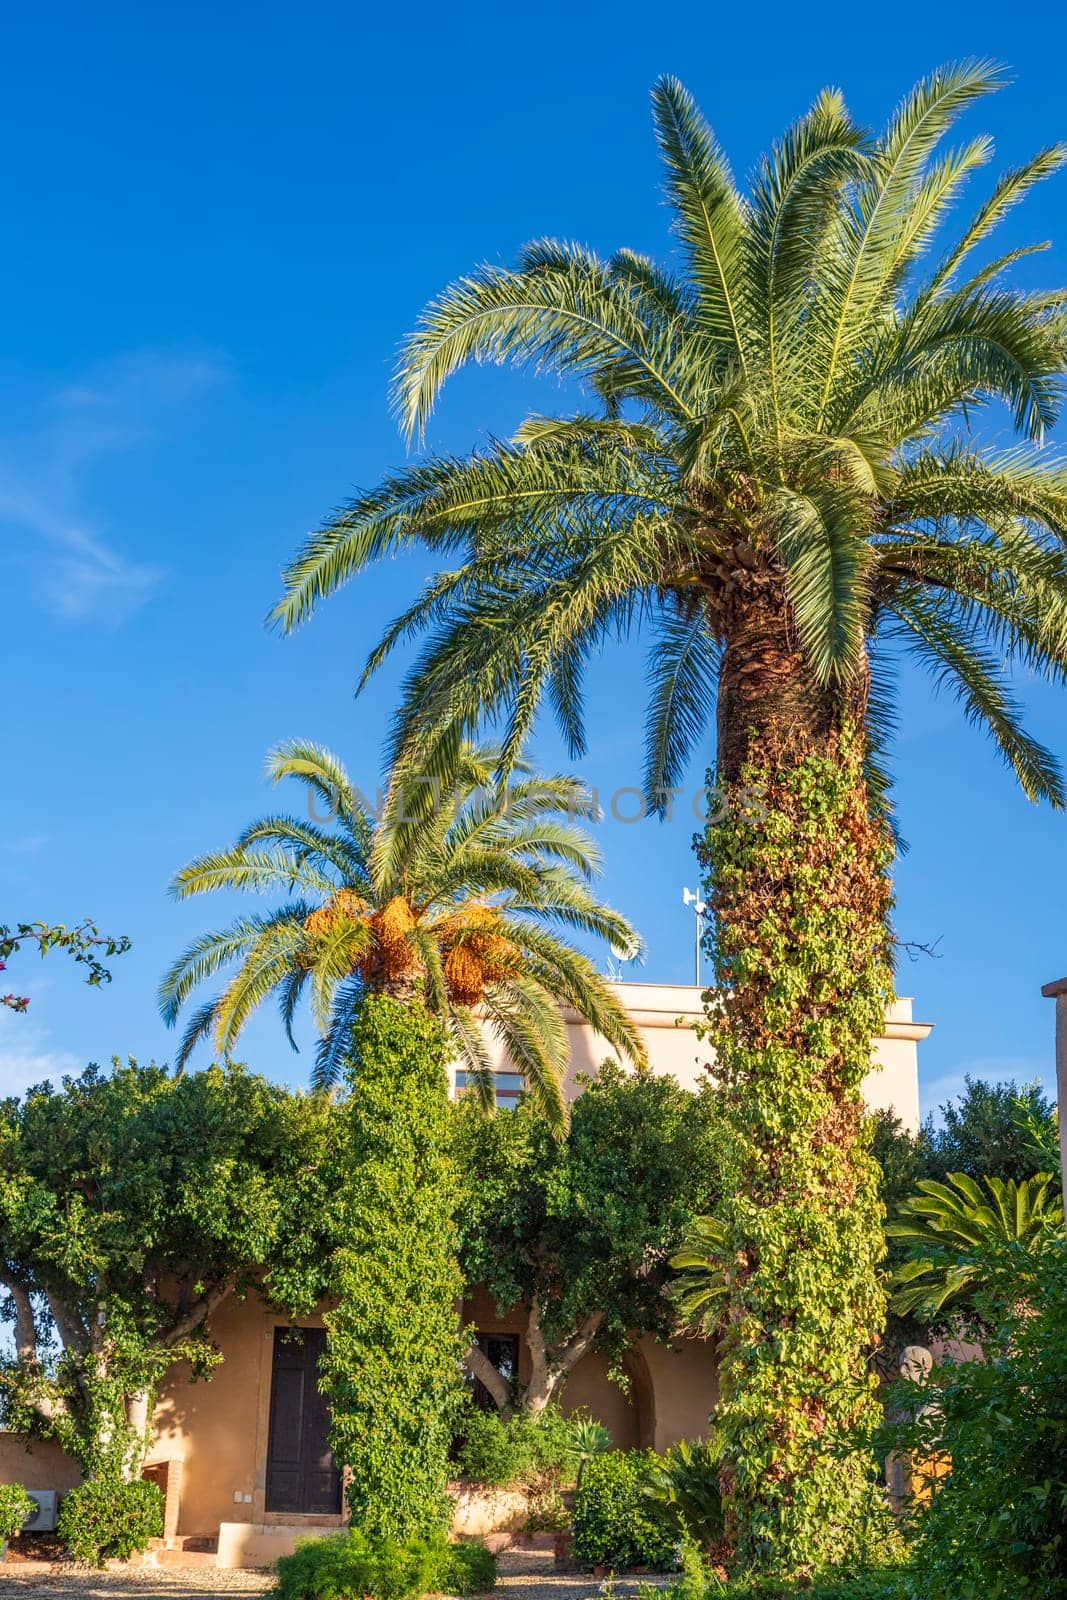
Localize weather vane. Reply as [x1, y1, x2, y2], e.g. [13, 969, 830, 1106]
[682, 888, 707, 986]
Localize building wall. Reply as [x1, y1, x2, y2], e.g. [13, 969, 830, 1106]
[0, 1433, 81, 1495]
[0, 982, 928, 1545]
[472, 982, 929, 1134]
[152, 1297, 341, 1540]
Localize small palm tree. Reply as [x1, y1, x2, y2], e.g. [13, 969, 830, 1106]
[159, 740, 645, 1123]
[888, 1171, 1064, 1317]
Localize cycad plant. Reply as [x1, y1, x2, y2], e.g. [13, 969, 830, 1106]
[272, 65, 1067, 1572]
[888, 1171, 1064, 1317]
[160, 738, 645, 1123]
[642, 1438, 725, 1550]
[667, 1214, 731, 1335]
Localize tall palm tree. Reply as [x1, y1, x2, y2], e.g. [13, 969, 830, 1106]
[159, 739, 645, 1125]
[270, 65, 1067, 1572]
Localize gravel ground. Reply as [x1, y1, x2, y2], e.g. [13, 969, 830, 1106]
[498, 1550, 671, 1599]
[0, 1550, 672, 1600]
[0, 1570, 274, 1599]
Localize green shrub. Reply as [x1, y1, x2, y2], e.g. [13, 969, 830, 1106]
[456, 1404, 599, 1489]
[642, 1439, 723, 1549]
[57, 1477, 163, 1566]
[435, 1539, 498, 1595]
[667, 1567, 907, 1600]
[571, 1450, 677, 1570]
[727, 1575, 907, 1599]
[457, 1410, 530, 1487]
[891, 1239, 1067, 1598]
[636, 1535, 721, 1600]
[523, 1405, 580, 1477]
[0, 1483, 34, 1541]
[275, 1530, 496, 1600]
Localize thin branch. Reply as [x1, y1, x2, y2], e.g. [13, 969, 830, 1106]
[162, 1279, 234, 1348]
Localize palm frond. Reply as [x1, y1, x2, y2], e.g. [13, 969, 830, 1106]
[644, 607, 720, 804]
[651, 76, 750, 363]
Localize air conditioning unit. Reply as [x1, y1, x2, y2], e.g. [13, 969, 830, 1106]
[22, 1490, 58, 1533]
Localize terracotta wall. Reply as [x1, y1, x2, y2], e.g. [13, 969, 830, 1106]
[470, 981, 929, 1134]
[151, 1294, 337, 1539]
[0, 1433, 81, 1494]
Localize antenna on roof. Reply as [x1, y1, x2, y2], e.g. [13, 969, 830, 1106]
[682, 887, 707, 986]
[607, 936, 638, 982]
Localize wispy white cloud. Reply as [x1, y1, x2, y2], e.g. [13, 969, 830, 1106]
[0, 350, 224, 622]
[3, 834, 48, 856]
[0, 1009, 80, 1099]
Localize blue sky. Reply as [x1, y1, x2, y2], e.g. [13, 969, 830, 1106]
[2, 1, 1067, 1118]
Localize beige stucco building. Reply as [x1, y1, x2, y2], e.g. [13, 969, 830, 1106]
[0, 982, 929, 1567]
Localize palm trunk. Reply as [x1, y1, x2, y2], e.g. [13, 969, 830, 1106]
[380, 973, 421, 1003]
[701, 576, 892, 1576]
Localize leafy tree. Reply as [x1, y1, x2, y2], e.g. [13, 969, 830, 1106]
[889, 1241, 1067, 1599]
[921, 1075, 1060, 1186]
[455, 1064, 723, 1414]
[1, 919, 130, 1014]
[161, 739, 643, 1125]
[272, 63, 1067, 1573]
[0, 1059, 341, 1489]
[887, 1170, 1063, 1317]
[322, 997, 463, 1542]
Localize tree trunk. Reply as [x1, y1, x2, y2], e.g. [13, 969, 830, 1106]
[716, 570, 841, 784]
[521, 1299, 606, 1416]
[379, 974, 422, 1003]
[701, 573, 891, 1576]
[462, 1343, 514, 1417]
[124, 1390, 153, 1481]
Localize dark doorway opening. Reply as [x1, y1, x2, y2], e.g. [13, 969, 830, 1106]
[265, 1327, 342, 1515]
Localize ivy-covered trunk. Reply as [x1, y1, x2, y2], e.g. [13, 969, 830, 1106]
[322, 994, 464, 1542]
[700, 583, 892, 1576]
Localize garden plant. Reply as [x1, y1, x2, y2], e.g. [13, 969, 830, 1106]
[455, 1064, 723, 1411]
[273, 61, 1067, 1575]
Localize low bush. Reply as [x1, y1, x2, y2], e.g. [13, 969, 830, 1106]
[641, 1547, 909, 1600]
[571, 1450, 677, 1571]
[57, 1476, 163, 1566]
[435, 1539, 499, 1595]
[275, 1529, 496, 1600]
[523, 1405, 582, 1478]
[0, 1483, 33, 1542]
[455, 1404, 604, 1489]
[642, 1439, 723, 1549]
[727, 1575, 907, 1600]
[456, 1410, 529, 1488]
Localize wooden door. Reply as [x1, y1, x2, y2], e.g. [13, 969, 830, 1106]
[265, 1327, 342, 1515]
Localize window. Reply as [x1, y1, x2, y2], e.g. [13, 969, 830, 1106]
[454, 1070, 525, 1108]
[468, 1330, 520, 1410]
